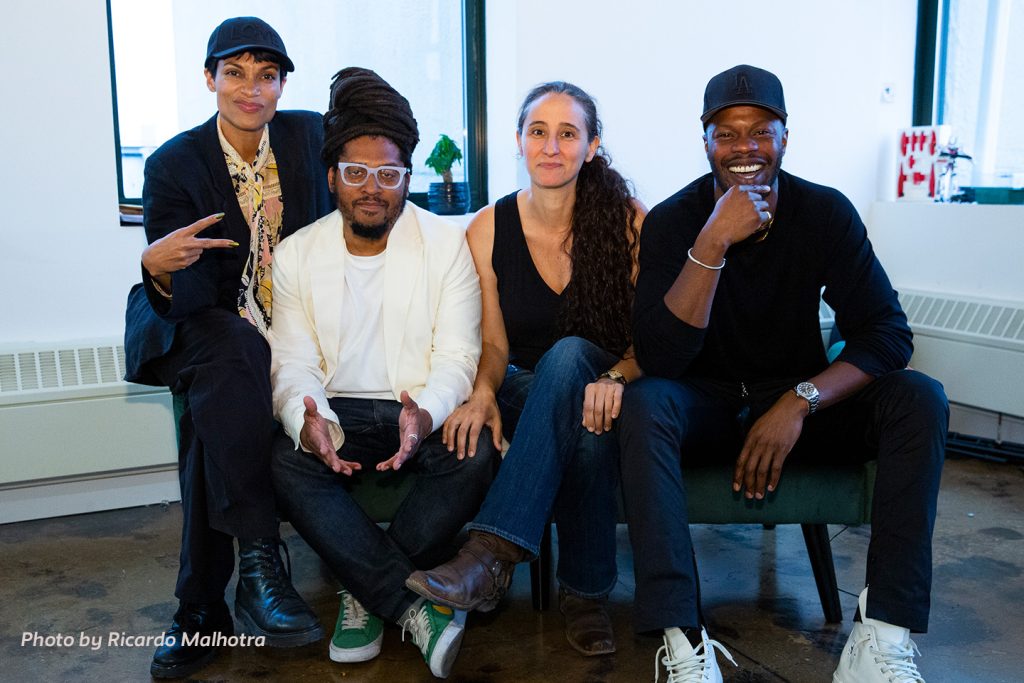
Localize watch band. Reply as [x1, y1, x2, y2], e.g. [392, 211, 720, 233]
[794, 381, 819, 415]
[598, 370, 627, 385]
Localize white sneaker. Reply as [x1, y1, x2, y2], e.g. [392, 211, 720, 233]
[655, 626, 736, 683]
[833, 588, 925, 683]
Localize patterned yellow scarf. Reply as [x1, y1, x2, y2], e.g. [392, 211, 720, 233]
[218, 119, 284, 338]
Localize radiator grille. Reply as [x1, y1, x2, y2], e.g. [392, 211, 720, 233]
[899, 290, 1024, 349]
[0, 344, 126, 393]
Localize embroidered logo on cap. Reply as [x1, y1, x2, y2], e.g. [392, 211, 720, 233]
[734, 74, 753, 96]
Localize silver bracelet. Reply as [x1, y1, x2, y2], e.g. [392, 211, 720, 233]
[687, 247, 726, 271]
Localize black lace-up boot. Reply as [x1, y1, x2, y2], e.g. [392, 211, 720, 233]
[150, 600, 233, 678]
[234, 537, 324, 647]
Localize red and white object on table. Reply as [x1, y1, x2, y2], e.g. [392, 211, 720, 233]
[896, 125, 953, 201]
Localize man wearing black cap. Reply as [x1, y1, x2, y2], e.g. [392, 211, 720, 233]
[123, 16, 332, 679]
[268, 67, 497, 679]
[619, 65, 947, 682]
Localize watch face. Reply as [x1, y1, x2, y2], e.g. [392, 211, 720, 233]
[796, 382, 817, 399]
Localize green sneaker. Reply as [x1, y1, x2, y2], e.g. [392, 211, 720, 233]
[401, 599, 467, 678]
[329, 588, 383, 663]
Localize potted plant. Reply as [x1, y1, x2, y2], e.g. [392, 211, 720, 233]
[424, 133, 471, 215]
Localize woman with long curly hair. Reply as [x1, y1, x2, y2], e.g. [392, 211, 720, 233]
[406, 81, 645, 656]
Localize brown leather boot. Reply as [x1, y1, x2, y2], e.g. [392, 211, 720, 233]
[559, 589, 616, 656]
[405, 531, 525, 612]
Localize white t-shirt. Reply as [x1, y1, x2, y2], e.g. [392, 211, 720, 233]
[325, 250, 393, 399]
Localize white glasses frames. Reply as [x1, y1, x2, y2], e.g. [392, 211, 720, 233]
[336, 162, 410, 189]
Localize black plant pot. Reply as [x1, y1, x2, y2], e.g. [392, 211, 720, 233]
[427, 181, 471, 215]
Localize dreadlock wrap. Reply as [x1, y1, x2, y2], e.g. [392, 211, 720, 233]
[322, 67, 420, 168]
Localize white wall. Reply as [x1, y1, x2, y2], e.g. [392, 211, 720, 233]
[485, 0, 919, 217]
[3, 1, 147, 346]
[0, 0, 920, 351]
[868, 202, 1024, 303]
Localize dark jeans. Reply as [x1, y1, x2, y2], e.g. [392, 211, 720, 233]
[271, 396, 499, 623]
[470, 336, 621, 598]
[618, 370, 948, 634]
[148, 308, 280, 603]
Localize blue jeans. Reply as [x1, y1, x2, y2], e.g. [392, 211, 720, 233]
[271, 397, 499, 623]
[470, 336, 621, 599]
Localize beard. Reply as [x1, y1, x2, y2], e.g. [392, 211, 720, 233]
[336, 191, 407, 242]
[350, 220, 393, 241]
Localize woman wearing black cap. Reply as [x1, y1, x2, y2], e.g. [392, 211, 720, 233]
[122, 16, 333, 679]
[407, 81, 645, 657]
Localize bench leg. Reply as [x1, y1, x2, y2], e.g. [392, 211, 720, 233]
[801, 523, 843, 623]
[529, 524, 553, 611]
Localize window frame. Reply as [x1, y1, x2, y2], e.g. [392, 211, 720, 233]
[912, 0, 942, 125]
[106, 0, 488, 216]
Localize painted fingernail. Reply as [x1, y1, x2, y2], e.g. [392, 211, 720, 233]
[214, 212, 225, 219]
[229, 241, 240, 247]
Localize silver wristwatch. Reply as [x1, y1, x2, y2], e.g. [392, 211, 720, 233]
[794, 381, 820, 415]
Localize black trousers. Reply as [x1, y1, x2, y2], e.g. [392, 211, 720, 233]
[618, 369, 948, 634]
[271, 397, 500, 623]
[150, 308, 280, 603]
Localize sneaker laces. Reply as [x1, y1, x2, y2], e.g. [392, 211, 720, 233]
[401, 605, 433, 654]
[655, 634, 737, 683]
[337, 590, 369, 631]
[870, 638, 923, 682]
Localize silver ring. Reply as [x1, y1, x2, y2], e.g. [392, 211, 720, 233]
[408, 434, 419, 443]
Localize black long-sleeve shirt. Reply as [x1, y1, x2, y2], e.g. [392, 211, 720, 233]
[633, 171, 912, 384]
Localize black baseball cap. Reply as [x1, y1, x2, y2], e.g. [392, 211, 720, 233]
[701, 64, 787, 126]
[206, 17, 294, 73]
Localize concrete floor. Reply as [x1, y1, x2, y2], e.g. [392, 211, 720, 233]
[1, 455, 1021, 682]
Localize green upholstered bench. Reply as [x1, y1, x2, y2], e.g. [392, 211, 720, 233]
[529, 459, 876, 622]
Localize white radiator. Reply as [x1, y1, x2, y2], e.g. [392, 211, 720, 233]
[898, 289, 1024, 418]
[0, 339, 178, 523]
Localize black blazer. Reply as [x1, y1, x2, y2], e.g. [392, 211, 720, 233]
[123, 111, 333, 385]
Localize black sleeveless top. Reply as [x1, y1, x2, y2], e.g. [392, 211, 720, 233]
[492, 191, 564, 371]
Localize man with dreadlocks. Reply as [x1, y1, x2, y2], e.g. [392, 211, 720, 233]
[268, 67, 497, 679]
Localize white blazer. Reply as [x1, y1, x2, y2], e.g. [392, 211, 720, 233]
[269, 203, 482, 450]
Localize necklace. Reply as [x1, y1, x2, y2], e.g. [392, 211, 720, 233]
[753, 215, 775, 243]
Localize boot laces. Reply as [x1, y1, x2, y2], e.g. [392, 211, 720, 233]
[247, 538, 292, 578]
[337, 590, 369, 630]
[870, 638, 923, 682]
[241, 538, 295, 607]
[655, 633, 736, 683]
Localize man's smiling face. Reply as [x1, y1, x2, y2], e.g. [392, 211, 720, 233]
[704, 105, 788, 195]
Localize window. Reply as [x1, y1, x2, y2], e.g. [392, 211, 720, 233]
[915, 0, 1024, 191]
[107, 0, 487, 212]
